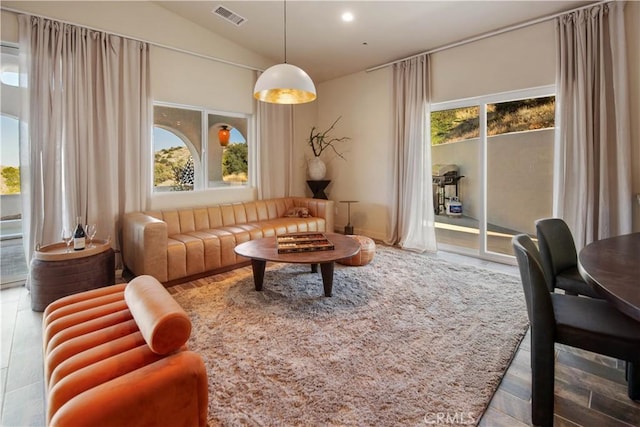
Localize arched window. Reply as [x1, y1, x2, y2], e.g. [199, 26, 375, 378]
[222, 129, 248, 184]
[153, 105, 203, 192]
[153, 127, 197, 192]
[207, 113, 249, 188]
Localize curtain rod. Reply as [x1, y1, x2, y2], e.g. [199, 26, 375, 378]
[0, 6, 264, 73]
[366, 0, 611, 73]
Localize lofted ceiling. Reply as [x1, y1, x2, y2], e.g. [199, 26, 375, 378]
[155, 1, 596, 83]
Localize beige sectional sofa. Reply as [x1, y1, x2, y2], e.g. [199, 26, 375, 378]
[122, 197, 334, 285]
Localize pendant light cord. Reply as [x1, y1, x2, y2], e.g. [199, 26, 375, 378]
[283, 0, 287, 63]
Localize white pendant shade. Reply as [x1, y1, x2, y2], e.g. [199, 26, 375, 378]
[254, 63, 317, 104]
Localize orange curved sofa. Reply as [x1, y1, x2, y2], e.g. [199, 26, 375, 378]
[43, 275, 208, 427]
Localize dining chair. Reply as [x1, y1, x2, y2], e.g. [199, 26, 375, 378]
[535, 218, 603, 298]
[512, 234, 640, 427]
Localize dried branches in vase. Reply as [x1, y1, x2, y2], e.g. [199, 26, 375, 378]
[307, 116, 351, 160]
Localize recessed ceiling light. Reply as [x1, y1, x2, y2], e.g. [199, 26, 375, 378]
[341, 12, 354, 22]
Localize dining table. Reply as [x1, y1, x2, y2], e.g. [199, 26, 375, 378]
[578, 232, 640, 321]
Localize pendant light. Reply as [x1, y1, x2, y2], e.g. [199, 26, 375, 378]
[218, 125, 230, 146]
[253, 0, 316, 104]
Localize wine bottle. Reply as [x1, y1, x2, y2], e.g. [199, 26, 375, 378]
[73, 217, 86, 250]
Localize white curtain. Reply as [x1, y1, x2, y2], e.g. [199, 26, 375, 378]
[386, 54, 437, 252]
[554, 2, 632, 250]
[18, 15, 150, 265]
[256, 90, 294, 199]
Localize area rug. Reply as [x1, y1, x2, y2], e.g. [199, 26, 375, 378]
[171, 245, 529, 426]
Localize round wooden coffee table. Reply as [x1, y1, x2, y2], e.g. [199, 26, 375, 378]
[234, 233, 360, 297]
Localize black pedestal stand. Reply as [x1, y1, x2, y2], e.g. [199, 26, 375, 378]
[307, 180, 331, 199]
[340, 200, 358, 235]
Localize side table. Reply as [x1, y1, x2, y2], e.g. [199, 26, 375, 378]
[307, 180, 331, 199]
[339, 200, 359, 234]
[29, 239, 116, 311]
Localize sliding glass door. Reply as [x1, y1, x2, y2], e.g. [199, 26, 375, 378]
[0, 45, 28, 287]
[431, 87, 555, 261]
[431, 105, 481, 252]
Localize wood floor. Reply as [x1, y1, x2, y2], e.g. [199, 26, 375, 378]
[1, 251, 639, 426]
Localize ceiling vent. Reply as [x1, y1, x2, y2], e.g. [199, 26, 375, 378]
[212, 5, 247, 27]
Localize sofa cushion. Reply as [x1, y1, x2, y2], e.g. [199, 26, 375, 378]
[124, 276, 191, 355]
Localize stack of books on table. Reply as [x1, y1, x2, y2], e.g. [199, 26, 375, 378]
[276, 232, 335, 254]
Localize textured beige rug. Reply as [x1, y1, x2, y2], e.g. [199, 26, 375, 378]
[171, 245, 528, 426]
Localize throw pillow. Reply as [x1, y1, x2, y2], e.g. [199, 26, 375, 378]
[285, 207, 310, 218]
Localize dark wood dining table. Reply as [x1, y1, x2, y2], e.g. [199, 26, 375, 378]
[578, 232, 640, 321]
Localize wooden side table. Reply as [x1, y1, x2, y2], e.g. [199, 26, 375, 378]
[29, 239, 116, 311]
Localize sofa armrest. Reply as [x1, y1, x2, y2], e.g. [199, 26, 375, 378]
[293, 198, 335, 233]
[122, 213, 168, 282]
[49, 351, 208, 427]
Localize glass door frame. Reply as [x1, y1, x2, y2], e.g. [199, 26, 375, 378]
[0, 42, 28, 287]
[431, 85, 556, 264]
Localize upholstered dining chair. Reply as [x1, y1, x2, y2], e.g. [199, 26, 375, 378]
[535, 218, 603, 298]
[512, 234, 640, 427]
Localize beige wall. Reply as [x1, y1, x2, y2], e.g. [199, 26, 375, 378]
[431, 21, 556, 102]
[318, 21, 558, 239]
[0, 1, 271, 210]
[2, 2, 638, 233]
[431, 130, 555, 236]
[1, 1, 271, 72]
[291, 102, 318, 198]
[0, 8, 18, 42]
[319, 8, 640, 238]
[1, 2, 261, 114]
[151, 47, 255, 115]
[307, 68, 394, 239]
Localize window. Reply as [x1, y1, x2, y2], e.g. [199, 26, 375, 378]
[207, 113, 248, 188]
[153, 105, 202, 192]
[1, 115, 20, 195]
[153, 127, 195, 192]
[431, 106, 479, 145]
[487, 96, 555, 136]
[431, 96, 555, 146]
[1, 46, 21, 197]
[152, 103, 250, 192]
[1, 44, 27, 286]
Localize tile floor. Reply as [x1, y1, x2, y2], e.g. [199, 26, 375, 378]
[1, 250, 638, 426]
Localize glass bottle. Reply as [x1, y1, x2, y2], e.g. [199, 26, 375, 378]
[73, 216, 86, 250]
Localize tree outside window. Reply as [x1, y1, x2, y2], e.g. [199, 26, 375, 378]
[431, 96, 555, 145]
